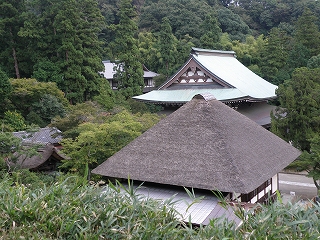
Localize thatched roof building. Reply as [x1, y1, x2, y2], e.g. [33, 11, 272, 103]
[11, 128, 65, 171]
[10, 144, 66, 171]
[92, 94, 300, 195]
[13, 144, 65, 171]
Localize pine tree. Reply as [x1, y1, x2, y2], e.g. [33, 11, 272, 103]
[199, 13, 222, 49]
[20, 0, 105, 104]
[271, 67, 320, 152]
[259, 27, 290, 85]
[108, 0, 144, 99]
[0, 0, 27, 78]
[295, 8, 320, 57]
[0, 68, 12, 114]
[156, 17, 177, 78]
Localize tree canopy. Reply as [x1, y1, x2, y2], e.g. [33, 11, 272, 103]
[271, 67, 320, 152]
[1, 0, 320, 186]
[108, 0, 144, 99]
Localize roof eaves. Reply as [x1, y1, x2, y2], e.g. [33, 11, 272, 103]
[132, 97, 186, 105]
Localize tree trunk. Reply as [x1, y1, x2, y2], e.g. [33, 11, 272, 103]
[10, 27, 20, 79]
[12, 47, 20, 79]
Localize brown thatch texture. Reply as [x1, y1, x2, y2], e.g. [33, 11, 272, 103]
[92, 94, 300, 194]
[13, 144, 65, 170]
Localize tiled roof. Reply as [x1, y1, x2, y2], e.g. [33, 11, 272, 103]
[134, 47, 277, 103]
[128, 184, 242, 227]
[192, 48, 277, 99]
[13, 127, 62, 145]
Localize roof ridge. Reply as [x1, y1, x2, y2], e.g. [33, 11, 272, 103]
[191, 47, 236, 56]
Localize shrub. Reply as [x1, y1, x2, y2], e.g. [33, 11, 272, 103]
[2, 110, 27, 131]
[1, 174, 320, 239]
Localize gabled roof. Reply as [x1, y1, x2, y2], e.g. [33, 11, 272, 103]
[13, 127, 62, 145]
[101, 60, 158, 79]
[92, 94, 300, 194]
[133, 47, 277, 103]
[12, 144, 66, 170]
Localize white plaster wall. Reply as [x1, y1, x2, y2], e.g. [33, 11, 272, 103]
[272, 174, 278, 193]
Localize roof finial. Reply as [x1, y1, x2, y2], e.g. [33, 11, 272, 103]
[193, 93, 216, 101]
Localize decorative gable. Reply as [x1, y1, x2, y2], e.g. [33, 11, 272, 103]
[175, 66, 213, 84]
[160, 58, 233, 90]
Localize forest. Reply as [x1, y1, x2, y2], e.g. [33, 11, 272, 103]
[1, 0, 320, 238]
[1, 0, 320, 180]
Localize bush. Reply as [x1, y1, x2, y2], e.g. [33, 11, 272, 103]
[1, 174, 320, 239]
[2, 110, 27, 131]
[0, 176, 188, 239]
[10, 170, 56, 188]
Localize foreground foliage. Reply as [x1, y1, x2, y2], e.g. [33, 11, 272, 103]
[0, 172, 320, 239]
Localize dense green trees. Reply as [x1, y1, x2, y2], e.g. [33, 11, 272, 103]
[271, 68, 320, 152]
[1, 0, 319, 96]
[18, 0, 105, 103]
[0, 132, 22, 168]
[199, 13, 222, 49]
[1, 0, 320, 185]
[229, 0, 319, 35]
[294, 8, 320, 57]
[2, 111, 27, 131]
[290, 136, 320, 190]
[217, 8, 250, 41]
[0, 69, 12, 114]
[108, 0, 144, 98]
[139, 0, 216, 40]
[0, 0, 28, 78]
[156, 17, 177, 77]
[259, 28, 290, 85]
[58, 109, 160, 175]
[272, 67, 320, 190]
[308, 55, 320, 69]
[9, 78, 68, 126]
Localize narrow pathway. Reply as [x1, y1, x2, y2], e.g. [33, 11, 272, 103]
[279, 180, 315, 188]
[278, 173, 318, 200]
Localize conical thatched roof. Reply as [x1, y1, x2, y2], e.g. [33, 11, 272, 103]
[92, 94, 300, 194]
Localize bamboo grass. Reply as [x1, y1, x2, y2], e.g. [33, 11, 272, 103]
[0, 172, 320, 239]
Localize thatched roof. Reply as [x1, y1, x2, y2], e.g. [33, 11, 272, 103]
[13, 144, 66, 170]
[92, 94, 300, 194]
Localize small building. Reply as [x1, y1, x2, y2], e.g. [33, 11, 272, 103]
[133, 47, 278, 127]
[100, 60, 159, 93]
[11, 127, 66, 171]
[12, 144, 66, 172]
[92, 94, 300, 225]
